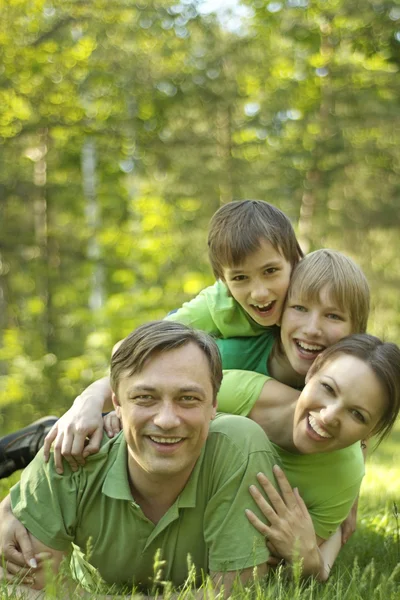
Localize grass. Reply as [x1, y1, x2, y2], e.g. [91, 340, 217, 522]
[1, 421, 400, 599]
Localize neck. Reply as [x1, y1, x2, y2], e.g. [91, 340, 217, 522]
[262, 405, 298, 453]
[126, 456, 196, 524]
[268, 341, 305, 389]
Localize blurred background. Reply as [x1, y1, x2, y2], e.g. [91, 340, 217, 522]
[1, 0, 400, 429]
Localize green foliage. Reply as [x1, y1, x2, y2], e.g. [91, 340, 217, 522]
[0, 2, 399, 418]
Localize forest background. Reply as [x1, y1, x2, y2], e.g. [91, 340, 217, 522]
[1, 0, 400, 595]
[2, 0, 400, 429]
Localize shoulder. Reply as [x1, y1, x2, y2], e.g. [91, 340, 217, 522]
[207, 413, 274, 456]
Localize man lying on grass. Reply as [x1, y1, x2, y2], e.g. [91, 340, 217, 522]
[2, 329, 400, 597]
[0, 320, 279, 598]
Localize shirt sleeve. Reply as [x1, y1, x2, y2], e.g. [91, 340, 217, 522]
[10, 449, 80, 552]
[308, 478, 364, 540]
[204, 418, 278, 572]
[164, 287, 221, 336]
[217, 370, 271, 416]
[165, 281, 267, 338]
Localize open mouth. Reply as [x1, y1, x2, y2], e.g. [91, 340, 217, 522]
[295, 339, 325, 359]
[148, 436, 184, 445]
[307, 412, 332, 440]
[250, 300, 275, 315]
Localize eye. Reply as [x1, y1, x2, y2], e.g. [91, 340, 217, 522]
[264, 267, 278, 275]
[351, 409, 366, 424]
[180, 396, 199, 404]
[321, 382, 334, 394]
[326, 313, 343, 321]
[231, 275, 247, 282]
[292, 304, 307, 312]
[133, 394, 154, 403]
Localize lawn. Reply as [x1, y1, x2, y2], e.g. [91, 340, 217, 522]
[1, 422, 399, 599]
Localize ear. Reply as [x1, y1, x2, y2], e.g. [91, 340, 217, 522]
[112, 391, 122, 419]
[211, 401, 217, 420]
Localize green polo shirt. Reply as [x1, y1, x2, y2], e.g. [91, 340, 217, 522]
[11, 414, 278, 593]
[216, 369, 365, 540]
[165, 280, 269, 338]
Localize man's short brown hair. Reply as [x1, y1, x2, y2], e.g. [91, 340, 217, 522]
[207, 200, 303, 280]
[110, 321, 223, 401]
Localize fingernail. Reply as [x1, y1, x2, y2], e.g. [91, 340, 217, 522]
[56, 468, 62, 474]
[29, 558, 38, 569]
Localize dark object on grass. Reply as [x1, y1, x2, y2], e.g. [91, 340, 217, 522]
[0, 416, 58, 479]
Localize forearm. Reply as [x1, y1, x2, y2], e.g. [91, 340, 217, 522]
[299, 529, 341, 582]
[73, 376, 113, 413]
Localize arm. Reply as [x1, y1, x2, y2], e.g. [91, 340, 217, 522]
[43, 376, 116, 473]
[217, 369, 299, 430]
[245, 467, 341, 581]
[340, 440, 368, 544]
[0, 531, 66, 591]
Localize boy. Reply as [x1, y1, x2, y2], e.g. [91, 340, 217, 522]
[1, 200, 302, 476]
[165, 199, 302, 336]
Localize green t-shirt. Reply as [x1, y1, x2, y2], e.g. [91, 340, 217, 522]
[11, 414, 278, 593]
[165, 280, 269, 338]
[215, 332, 276, 415]
[216, 369, 365, 540]
[216, 330, 277, 376]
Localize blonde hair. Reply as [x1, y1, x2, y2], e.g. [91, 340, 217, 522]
[208, 200, 303, 280]
[287, 249, 370, 333]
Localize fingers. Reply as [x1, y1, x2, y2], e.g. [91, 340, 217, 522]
[270, 465, 299, 510]
[8, 525, 37, 569]
[255, 471, 288, 516]
[53, 432, 66, 474]
[0, 565, 35, 586]
[293, 487, 311, 518]
[82, 427, 103, 458]
[104, 412, 121, 438]
[245, 508, 270, 537]
[43, 425, 58, 462]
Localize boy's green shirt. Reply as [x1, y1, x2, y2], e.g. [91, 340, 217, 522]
[165, 280, 268, 338]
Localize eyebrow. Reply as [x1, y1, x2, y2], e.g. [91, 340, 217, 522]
[126, 384, 206, 396]
[227, 260, 283, 275]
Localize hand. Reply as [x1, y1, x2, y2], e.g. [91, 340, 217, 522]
[43, 401, 104, 474]
[245, 465, 321, 575]
[341, 497, 358, 545]
[103, 411, 122, 437]
[0, 496, 50, 583]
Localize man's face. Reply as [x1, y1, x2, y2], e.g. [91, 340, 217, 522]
[222, 240, 292, 327]
[293, 354, 386, 454]
[113, 343, 217, 487]
[280, 285, 353, 377]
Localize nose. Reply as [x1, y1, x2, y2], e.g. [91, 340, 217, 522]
[303, 312, 322, 337]
[153, 401, 181, 430]
[250, 279, 270, 303]
[319, 405, 340, 427]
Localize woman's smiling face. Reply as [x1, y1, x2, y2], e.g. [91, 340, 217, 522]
[292, 353, 387, 454]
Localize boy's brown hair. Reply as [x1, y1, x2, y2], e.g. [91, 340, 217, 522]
[207, 200, 303, 280]
[287, 249, 370, 333]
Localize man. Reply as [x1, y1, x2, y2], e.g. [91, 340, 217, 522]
[0, 320, 278, 597]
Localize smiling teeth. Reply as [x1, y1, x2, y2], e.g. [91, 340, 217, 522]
[297, 341, 325, 352]
[149, 436, 183, 444]
[308, 413, 332, 438]
[252, 301, 273, 309]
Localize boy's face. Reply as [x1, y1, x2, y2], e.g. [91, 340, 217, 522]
[280, 285, 353, 376]
[222, 240, 292, 327]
